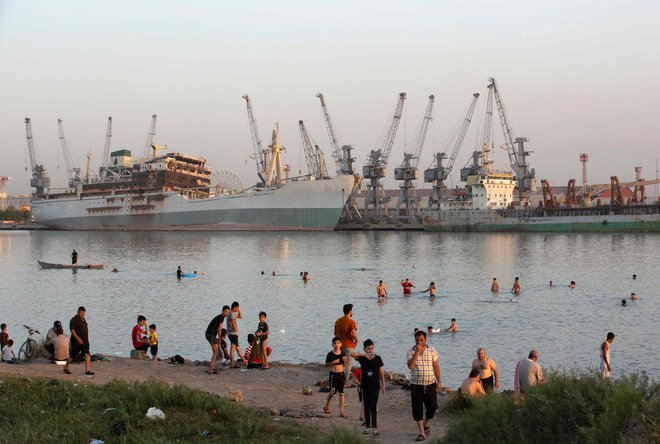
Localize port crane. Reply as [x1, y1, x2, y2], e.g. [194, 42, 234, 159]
[363, 92, 406, 220]
[24, 118, 51, 197]
[316, 93, 355, 175]
[394, 95, 435, 219]
[489, 77, 536, 205]
[242, 94, 270, 186]
[298, 120, 329, 180]
[57, 119, 83, 188]
[424, 93, 480, 208]
[100, 117, 113, 178]
[143, 114, 158, 157]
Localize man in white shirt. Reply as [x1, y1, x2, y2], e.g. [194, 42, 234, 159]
[516, 350, 545, 391]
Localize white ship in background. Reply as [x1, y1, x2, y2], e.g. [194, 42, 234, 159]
[25, 96, 358, 231]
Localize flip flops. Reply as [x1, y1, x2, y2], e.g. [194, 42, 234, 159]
[323, 405, 331, 414]
[63, 368, 71, 374]
[85, 371, 95, 376]
[416, 435, 426, 441]
[206, 368, 218, 374]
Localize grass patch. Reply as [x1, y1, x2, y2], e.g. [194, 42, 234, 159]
[439, 371, 659, 444]
[0, 376, 365, 444]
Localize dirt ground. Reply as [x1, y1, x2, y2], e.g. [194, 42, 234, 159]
[0, 356, 450, 443]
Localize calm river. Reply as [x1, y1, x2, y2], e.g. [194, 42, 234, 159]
[0, 231, 657, 389]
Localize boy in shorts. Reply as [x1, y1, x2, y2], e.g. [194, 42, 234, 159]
[324, 337, 347, 417]
[148, 324, 158, 362]
[220, 328, 230, 364]
[255, 311, 270, 370]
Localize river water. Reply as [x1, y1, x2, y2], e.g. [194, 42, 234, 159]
[0, 231, 657, 389]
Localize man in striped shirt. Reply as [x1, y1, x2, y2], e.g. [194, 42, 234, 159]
[407, 330, 441, 441]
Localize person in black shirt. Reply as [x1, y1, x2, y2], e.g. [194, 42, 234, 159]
[351, 339, 385, 436]
[71, 249, 78, 265]
[205, 305, 230, 374]
[70, 306, 94, 375]
[324, 337, 347, 417]
[176, 266, 183, 279]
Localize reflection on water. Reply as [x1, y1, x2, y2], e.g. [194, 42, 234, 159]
[0, 230, 657, 390]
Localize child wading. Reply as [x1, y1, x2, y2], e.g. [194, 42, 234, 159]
[351, 339, 385, 436]
[324, 337, 347, 417]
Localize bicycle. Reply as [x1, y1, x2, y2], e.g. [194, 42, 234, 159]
[18, 325, 41, 364]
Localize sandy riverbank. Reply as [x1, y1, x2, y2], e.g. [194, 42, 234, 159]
[0, 356, 450, 443]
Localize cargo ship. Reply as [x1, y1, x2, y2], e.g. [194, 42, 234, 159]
[422, 169, 660, 233]
[26, 119, 354, 231]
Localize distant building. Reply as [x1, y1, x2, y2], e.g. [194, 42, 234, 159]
[6, 195, 32, 211]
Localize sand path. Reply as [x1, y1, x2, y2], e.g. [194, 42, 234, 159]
[0, 356, 450, 443]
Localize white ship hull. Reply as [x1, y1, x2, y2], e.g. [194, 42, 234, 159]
[31, 175, 355, 231]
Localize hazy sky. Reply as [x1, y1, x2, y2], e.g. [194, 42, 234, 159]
[2, 1, 659, 196]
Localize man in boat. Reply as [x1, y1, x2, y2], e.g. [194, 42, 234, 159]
[72, 249, 78, 265]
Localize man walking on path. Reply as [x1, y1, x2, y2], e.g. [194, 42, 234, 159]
[515, 350, 545, 392]
[407, 330, 441, 441]
[70, 306, 94, 375]
[600, 332, 615, 379]
[472, 347, 500, 392]
[334, 304, 358, 383]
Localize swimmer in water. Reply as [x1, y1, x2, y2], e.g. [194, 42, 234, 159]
[272, 271, 276, 276]
[630, 292, 638, 300]
[427, 326, 435, 334]
[420, 282, 436, 297]
[549, 280, 553, 287]
[568, 281, 576, 289]
[632, 274, 637, 280]
[376, 280, 388, 299]
[361, 267, 366, 272]
[261, 271, 265, 275]
[445, 318, 458, 333]
[303, 271, 310, 282]
[491, 278, 499, 292]
[621, 299, 627, 306]
[511, 277, 521, 295]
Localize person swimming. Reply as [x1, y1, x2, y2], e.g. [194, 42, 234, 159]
[621, 299, 627, 306]
[569, 281, 576, 289]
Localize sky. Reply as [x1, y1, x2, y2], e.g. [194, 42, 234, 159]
[1, 0, 659, 196]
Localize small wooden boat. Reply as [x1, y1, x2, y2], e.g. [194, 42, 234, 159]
[38, 261, 105, 270]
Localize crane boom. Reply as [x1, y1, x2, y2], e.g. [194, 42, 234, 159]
[144, 114, 157, 157]
[57, 119, 82, 188]
[408, 95, 435, 169]
[242, 95, 266, 184]
[24, 118, 50, 196]
[102, 116, 112, 171]
[443, 93, 479, 177]
[489, 77, 536, 204]
[299, 120, 329, 180]
[316, 93, 342, 171]
[480, 85, 494, 171]
[379, 92, 406, 166]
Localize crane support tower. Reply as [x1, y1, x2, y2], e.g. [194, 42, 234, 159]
[394, 95, 435, 220]
[580, 153, 589, 199]
[144, 114, 158, 157]
[316, 93, 355, 175]
[298, 120, 329, 180]
[24, 118, 51, 197]
[425, 93, 480, 208]
[489, 77, 536, 205]
[632, 167, 646, 203]
[57, 119, 83, 188]
[100, 117, 113, 178]
[0, 176, 9, 211]
[242, 95, 268, 186]
[363, 92, 406, 220]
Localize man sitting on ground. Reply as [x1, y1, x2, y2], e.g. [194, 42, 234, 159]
[459, 369, 486, 396]
[132, 315, 150, 354]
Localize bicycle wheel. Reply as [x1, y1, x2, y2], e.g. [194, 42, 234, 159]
[18, 339, 38, 364]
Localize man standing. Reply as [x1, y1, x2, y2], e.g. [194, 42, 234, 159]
[401, 278, 416, 295]
[491, 278, 499, 292]
[71, 249, 78, 265]
[511, 277, 521, 295]
[471, 348, 500, 392]
[227, 301, 245, 368]
[600, 332, 615, 379]
[407, 331, 441, 441]
[70, 306, 94, 375]
[515, 350, 545, 391]
[132, 315, 150, 353]
[334, 304, 358, 382]
[205, 305, 230, 374]
[376, 281, 387, 298]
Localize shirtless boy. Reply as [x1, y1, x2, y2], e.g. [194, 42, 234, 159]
[460, 369, 485, 396]
[600, 332, 615, 378]
[491, 278, 499, 292]
[511, 277, 521, 295]
[444, 318, 458, 333]
[324, 337, 347, 417]
[471, 347, 500, 391]
[421, 282, 436, 297]
[376, 281, 387, 298]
